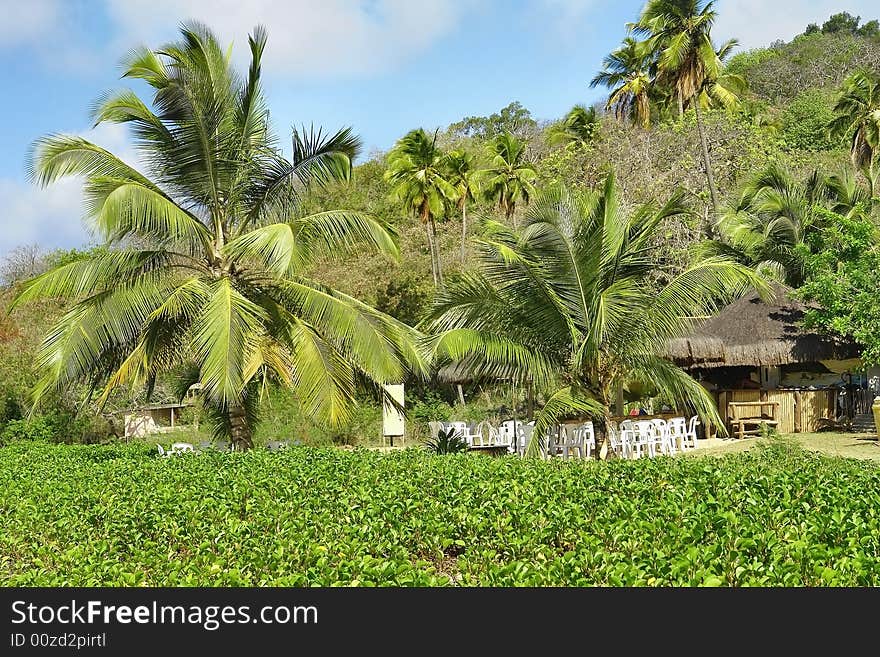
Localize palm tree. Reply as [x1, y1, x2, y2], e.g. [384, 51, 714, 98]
[425, 173, 767, 456]
[635, 0, 743, 216]
[444, 150, 478, 265]
[829, 70, 880, 197]
[547, 104, 601, 146]
[701, 164, 872, 285]
[590, 37, 655, 128]
[15, 24, 426, 450]
[480, 132, 537, 229]
[384, 129, 456, 285]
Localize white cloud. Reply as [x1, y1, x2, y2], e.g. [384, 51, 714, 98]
[715, 1, 879, 51]
[533, 0, 599, 45]
[1, 0, 474, 78]
[103, 0, 472, 78]
[0, 177, 88, 257]
[0, 123, 140, 257]
[0, 0, 60, 47]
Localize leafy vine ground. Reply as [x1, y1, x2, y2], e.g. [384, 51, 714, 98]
[2, 439, 878, 586]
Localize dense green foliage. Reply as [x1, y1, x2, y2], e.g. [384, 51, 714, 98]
[702, 163, 869, 285]
[728, 32, 880, 105]
[4, 10, 880, 449]
[798, 208, 880, 365]
[16, 24, 426, 450]
[780, 89, 843, 152]
[424, 427, 468, 454]
[426, 177, 766, 449]
[2, 440, 879, 586]
[445, 101, 538, 141]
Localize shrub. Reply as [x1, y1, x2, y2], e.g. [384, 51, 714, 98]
[1, 441, 879, 586]
[425, 427, 468, 454]
[0, 414, 60, 444]
[779, 89, 842, 151]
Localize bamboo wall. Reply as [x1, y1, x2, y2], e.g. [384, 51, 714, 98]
[715, 388, 835, 435]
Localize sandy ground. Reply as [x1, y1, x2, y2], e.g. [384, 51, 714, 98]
[371, 432, 880, 462]
[688, 432, 880, 461]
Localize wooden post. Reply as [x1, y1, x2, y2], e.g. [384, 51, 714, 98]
[170, 407, 174, 429]
[793, 390, 802, 434]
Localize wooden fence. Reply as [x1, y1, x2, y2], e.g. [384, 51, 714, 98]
[714, 388, 835, 435]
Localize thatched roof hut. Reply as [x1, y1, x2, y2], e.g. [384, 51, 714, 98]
[666, 284, 861, 369]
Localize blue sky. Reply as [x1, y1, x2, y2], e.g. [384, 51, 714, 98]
[0, 0, 876, 255]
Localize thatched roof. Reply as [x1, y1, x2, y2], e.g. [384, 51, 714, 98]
[666, 284, 861, 369]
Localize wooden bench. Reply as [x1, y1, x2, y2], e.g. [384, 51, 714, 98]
[727, 401, 780, 439]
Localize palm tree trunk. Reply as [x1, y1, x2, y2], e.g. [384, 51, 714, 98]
[425, 220, 438, 286]
[507, 201, 517, 230]
[229, 403, 253, 451]
[431, 219, 444, 285]
[460, 203, 467, 265]
[615, 381, 625, 417]
[694, 103, 720, 221]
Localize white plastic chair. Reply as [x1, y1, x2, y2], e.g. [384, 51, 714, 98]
[427, 421, 445, 441]
[156, 444, 168, 457]
[448, 421, 472, 446]
[651, 419, 675, 455]
[617, 420, 638, 459]
[516, 424, 535, 456]
[579, 422, 597, 459]
[556, 425, 580, 459]
[472, 421, 499, 447]
[172, 442, 195, 453]
[606, 421, 632, 460]
[667, 417, 689, 451]
[685, 416, 700, 449]
[550, 424, 588, 460]
[499, 419, 526, 453]
[631, 420, 661, 458]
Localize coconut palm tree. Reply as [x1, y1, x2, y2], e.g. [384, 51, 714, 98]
[829, 70, 880, 197]
[425, 173, 767, 456]
[444, 150, 478, 265]
[547, 104, 602, 146]
[635, 0, 743, 216]
[699, 164, 870, 285]
[15, 24, 426, 450]
[384, 129, 456, 285]
[479, 132, 537, 229]
[590, 37, 655, 128]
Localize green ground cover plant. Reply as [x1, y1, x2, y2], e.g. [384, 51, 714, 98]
[1, 438, 878, 586]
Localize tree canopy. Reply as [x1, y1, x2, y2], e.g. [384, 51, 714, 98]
[16, 23, 426, 449]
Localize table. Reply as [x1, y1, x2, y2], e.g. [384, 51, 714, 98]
[727, 401, 780, 439]
[468, 444, 510, 456]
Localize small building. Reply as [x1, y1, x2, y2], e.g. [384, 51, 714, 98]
[666, 284, 873, 435]
[123, 402, 194, 438]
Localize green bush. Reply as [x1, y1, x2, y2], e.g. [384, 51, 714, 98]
[779, 89, 842, 151]
[726, 47, 781, 76]
[0, 410, 118, 446]
[1, 440, 879, 586]
[0, 393, 22, 425]
[0, 416, 59, 444]
[425, 427, 469, 454]
[410, 391, 454, 440]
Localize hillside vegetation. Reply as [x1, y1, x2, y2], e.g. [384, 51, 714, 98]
[3, 11, 879, 446]
[303, 22, 877, 309]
